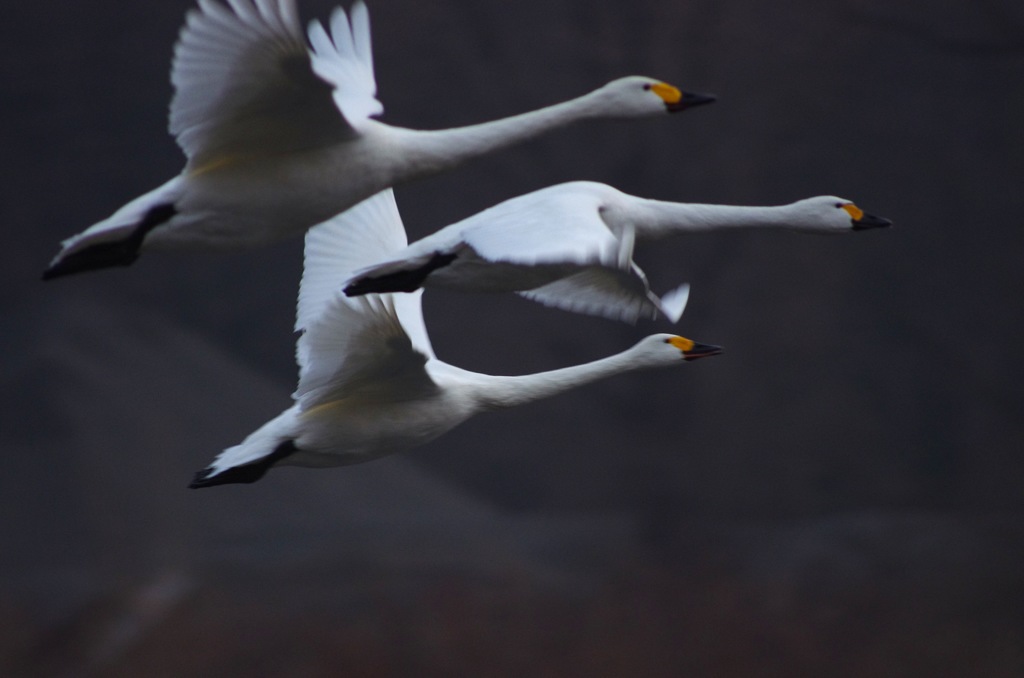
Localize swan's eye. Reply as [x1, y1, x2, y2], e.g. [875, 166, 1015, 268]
[663, 337, 670, 343]
[643, 83, 652, 91]
[834, 202, 844, 208]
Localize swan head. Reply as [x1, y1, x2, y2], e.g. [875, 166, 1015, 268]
[787, 196, 893, 233]
[633, 333, 723, 365]
[594, 77, 716, 118]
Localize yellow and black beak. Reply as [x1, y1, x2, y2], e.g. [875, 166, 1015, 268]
[669, 336, 724, 361]
[842, 203, 892, 231]
[651, 83, 717, 113]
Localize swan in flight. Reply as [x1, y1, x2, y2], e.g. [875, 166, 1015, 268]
[343, 181, 892, 323]
[189, 189, 721, 488]
[43, 0, 714, 280]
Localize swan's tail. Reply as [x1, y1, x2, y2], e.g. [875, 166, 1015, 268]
[189, 410, 297, 489]
[42, 178, 184, 280]
[343, 252, 458, 296]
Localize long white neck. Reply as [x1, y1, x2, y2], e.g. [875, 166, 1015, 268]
[621, 200, 800, 238]
[470, 347, 650, 411]
[383, 93, 603, 178]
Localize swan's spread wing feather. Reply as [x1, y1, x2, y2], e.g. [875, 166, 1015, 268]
[298, 189, 408, 332]
[171, 0, 362, 169]
[307, 1, 383, 131]
[657, 283, 690, 324]
[518, 266, 665, 324]
[298, 189, 434, 359]
[295, 189, 436, 409]
[295, 295, 436, 410]
[457, 192, 620, 268]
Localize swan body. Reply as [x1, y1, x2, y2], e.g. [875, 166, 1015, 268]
[189, 189, 721, 488]
[344, 181, 892, 322]
[43, 0, 714, 280]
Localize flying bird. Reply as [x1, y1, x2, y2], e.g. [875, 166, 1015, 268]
[343, 181, 892, 322]
[43, 0, 714, 280]
[189, 189, 721, 488]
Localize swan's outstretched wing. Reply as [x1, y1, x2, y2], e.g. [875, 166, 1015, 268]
[455, 186, 623, 268]
[307, 2, 382, 129]
[295, 293, 437, 410]
[298, 189, 407, 332]
[295, 189, 436, 410]
[519, 273, 690, 324]
[171, 0, 380, 170]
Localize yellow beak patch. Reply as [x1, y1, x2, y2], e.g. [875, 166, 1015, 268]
[651, 82, 683, 105]
[841, 203, 865, 221]
[668, 336, 695, 352]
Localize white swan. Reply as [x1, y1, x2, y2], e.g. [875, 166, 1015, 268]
[43, 0, 714, 280]
[189, 189, 721, 488]
[343, 181, 892, 323]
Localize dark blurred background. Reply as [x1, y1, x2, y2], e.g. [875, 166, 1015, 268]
[3, 0, 1023, 675]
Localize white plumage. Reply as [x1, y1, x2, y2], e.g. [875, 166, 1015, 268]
[343, 181, 891, 323]
[189, 189, 721, 488]
[44, 0, 713, 279]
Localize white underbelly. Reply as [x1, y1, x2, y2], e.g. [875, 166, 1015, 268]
[286, 395, 471, 467]
[147, 145, 392, 249]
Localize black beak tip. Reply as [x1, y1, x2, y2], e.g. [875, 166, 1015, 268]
[668, 91, 717, 112]
[852, 214, 893, 231]
[684, 342, 724, 361]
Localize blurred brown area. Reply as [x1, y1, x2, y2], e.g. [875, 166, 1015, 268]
[2, 0, 1023, 675]
[8, 513, 1024, 677]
